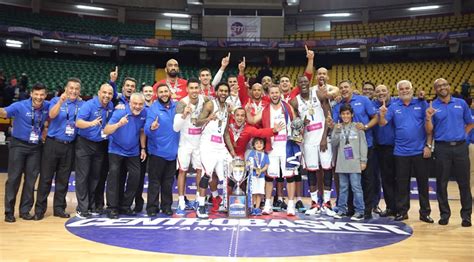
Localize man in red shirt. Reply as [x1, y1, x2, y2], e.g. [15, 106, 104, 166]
[237, 57, 270, 127]
[227, 108, 284, 159]
[153, 59, 187, 102]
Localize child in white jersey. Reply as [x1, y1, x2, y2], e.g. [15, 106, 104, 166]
[247, 137, 269, 216]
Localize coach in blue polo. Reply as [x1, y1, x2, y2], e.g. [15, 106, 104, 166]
[34, 78, 84, 220]
[426, 78, 473, 227]
[372, 84, 397, 217]
[103, 93, 147, 219]
[74, 83, 114, 219]
[379, 80, 433, 223]
[1, 83, 49, 223]
[145, 83, 179, 217]
[331, 80, 378, 219]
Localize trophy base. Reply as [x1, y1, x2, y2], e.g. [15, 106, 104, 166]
[228, 194, 248, 218]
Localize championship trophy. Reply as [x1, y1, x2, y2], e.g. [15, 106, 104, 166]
[228, 158, 248, 218]
[288, 117, 304, 143]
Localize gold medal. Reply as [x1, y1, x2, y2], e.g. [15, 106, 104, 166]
[309, 108, 314, 115]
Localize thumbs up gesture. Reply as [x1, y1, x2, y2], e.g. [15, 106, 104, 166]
[110, 66, 118, 82]
[305, 45, 314, 60]
[379, 99, 388, 117]
[150, 116, 160, 131]
[426, 100, 436, 120]
[118, 114, 128, 127]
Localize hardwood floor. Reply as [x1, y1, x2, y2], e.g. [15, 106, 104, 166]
[0, 173, 472, 261]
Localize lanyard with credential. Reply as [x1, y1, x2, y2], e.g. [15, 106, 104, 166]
[31, 105, 43, 131]
[65, 101, 78, 123]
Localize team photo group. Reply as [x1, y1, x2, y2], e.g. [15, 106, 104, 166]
[1, 47, 472, 228]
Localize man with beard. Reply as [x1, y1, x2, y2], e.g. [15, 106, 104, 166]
[194, 83, 234, 218]
[145, 84, 180, 216]
[329, 80, 378, 219]
[153, 59, 187, 102]
[261, 85, 298, 216]
[1, 83, 49, 223]
[373, 84, 397, 217]
[74, 83, 114, 219]
[34, 78, 84, 220]
[289, 76, 333, 215]
[173, 79, 209, 215]
[199, 53, 231, 98]
[104, 93, 147, 219]
[379, 80, 433, 223]
[426, 78, 473, 227]
[226, 75, 241, 112]
[238, 57, 270, 127]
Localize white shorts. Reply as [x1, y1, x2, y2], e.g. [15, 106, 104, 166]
[200, 148, 231, 181]
[177, 145, 202, 171]
[267, 150, 296, 178]
[302, 141, 333, 171]
[250, 175, 265, 195]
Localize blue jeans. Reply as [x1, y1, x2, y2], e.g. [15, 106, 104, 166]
[337, 173, 365, 214]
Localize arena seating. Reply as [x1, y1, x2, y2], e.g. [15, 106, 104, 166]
[332, 13, 474, 39]
[0, 53, 155, 96]
[1, 51, 472, 98]
[0, 7, 155, 38]
[285, 13, 474, 41]
[332, 59, 474, 97]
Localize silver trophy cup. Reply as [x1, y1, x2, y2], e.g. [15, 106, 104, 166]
[229, 158, 247, 195]
[289, 117, 304, 143]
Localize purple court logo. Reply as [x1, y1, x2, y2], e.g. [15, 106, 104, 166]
[230, 22, 244, 37]
[65, 213, 412, 257]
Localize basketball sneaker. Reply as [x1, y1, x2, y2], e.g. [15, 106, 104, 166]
[351, 213, 364, 221]
[321, 202, 336, 216]
[254, 208, 262, 216]
[185, 200, 196, 210]
[333, 211, 346, 219]
[176, 206, 186, 216]
[305, 201, 321, 216]
[287, 205, 296, 216]
[295, 200, 305, 212]
[211, 196, 222, 213]
[196, 205, 209, 219]
[262, 205, 273, 215]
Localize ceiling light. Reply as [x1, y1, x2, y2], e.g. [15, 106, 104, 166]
[163, 13, 190, 18]
[76, 5, 106, 11]
[41, 38, 63, 43]
[6, 39, 23, 45]
[54, 50, 58, 53]
[408, 5, 440, 11]
[6, 43, 22, 48]
[287, 0, 300, 6]
[322, 13, 351, 17]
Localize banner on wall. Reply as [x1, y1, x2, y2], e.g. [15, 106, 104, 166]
[227, 17, 261, 41]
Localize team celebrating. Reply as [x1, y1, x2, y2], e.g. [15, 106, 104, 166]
[1, 47, 472, 227]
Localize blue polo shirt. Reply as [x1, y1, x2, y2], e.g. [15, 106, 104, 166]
[333, 94, 377, 147]
[145, 101, 179, 161]
[47, 97, 85, 142]
[373, 98, 396, 146]
[108, 106, 146, 157]
[5, 98, 50, 143]
[385, 98, 428, 156]
[431, 96, 473, 142]
[469, 111, 474, 144]
[77, 96, 114, 142]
